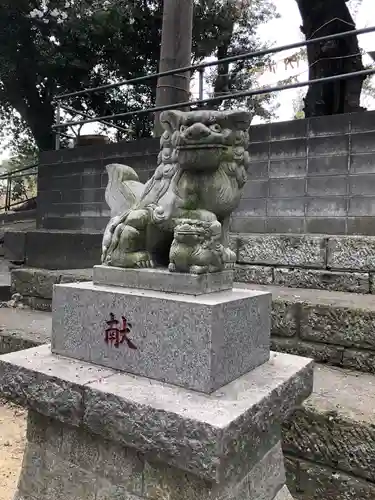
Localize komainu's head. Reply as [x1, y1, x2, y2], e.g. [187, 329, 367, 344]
[159, 109, 251, 171]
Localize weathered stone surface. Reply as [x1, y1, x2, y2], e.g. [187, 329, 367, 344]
[271, 338, 344, 366]
[144, 462, 215, 500]
[18, 410, 293, 500]
[283, 408, 375, 483]
[342, 349, 375, 374]
[283, 364, 375, 492]
[220, 421, 280, 486]
[11, 267, 93, 300]
[17, 440, 141, 500]
[26, 411, 143, 494]
[23, 296, 52, 312]
[247, 442, 286, 500]
[58, 268, 94, 284]
[297, 458, 375, 499]
[95, 484, 141, 500]
[284, 457, 299, 493]
[93, 265, 234, 295]
[237, 282, 375, 373]
[11, 268, 60, 299]
[52, 282, 271, 393]
[274, 267, 370, 294]
[84, 353, 312, 483]
[17, 442, 96, 500]
[238, 234, 326, 268]
[4, 230, 26, 263]
[234, 264, 274, 285]
[0, 307, 51, 354]
[0, 329, 47, 355]
[229, 233, 239, 257]
[0, 345, 113, 425]
[272, 300, 300, 338]
[327, 236, 375, 271]
[0, 346, 312, 484]
[300, 303, 375, 350]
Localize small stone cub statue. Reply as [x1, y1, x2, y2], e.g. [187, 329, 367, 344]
[168, 219, 225, 275]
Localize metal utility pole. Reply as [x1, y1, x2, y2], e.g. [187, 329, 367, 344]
[154, 0, 194, 136]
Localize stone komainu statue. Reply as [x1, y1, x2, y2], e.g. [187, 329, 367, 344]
[102, 109, 251, 274]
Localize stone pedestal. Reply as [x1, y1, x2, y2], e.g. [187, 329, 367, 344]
[0, 267, 314, 500]
[93, 265, 235, 295]
[51, 274, 271, 393]
[0, 345, 312, 500]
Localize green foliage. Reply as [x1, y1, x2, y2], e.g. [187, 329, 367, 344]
[0, 140, 38, 210]
[0, 152, 38, 210]
[200, 0, 279, 119]
[0, 0, 277, 155]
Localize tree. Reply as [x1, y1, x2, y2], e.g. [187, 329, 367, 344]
[0, 0, 165, 152]
[0, 0, 277, 155]
[295, 0, 366, 117]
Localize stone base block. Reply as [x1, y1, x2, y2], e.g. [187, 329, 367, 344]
[0, 346, 313, 499]
[93, 265, 234, 295]
[17, 411, 288, 500]
[51, 281, 271, 393]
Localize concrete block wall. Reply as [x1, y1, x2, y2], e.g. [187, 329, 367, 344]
[232, 110, 375, 236]
[38, 138, 159, 231]
[37, 109, 375, 234]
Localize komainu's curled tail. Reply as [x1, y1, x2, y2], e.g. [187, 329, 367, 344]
[102, 164, 145, 263]
[105, 163, 144, 217]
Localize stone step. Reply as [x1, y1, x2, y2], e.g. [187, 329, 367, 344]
[284, 364, 375, 500]
[0, 258, 11, 301]
[0, 210, 36, 225]
[0, 307, 51, 354]
[0, 285, 10, 301]
[1, 218, 36, 263]
[239, 283, 375, 374]
[11, 267, 93, 311]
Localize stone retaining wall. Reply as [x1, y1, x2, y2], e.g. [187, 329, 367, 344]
[11, 267, 93, 311]
[232, 233, 375, 293]
[268, 290, 375, 375]
[283, 366, 375, 500]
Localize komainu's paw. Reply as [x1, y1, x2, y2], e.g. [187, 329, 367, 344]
[109, 251, 154, 268]
[223, 247, 236, 264]
[134, 251, 155, 268]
